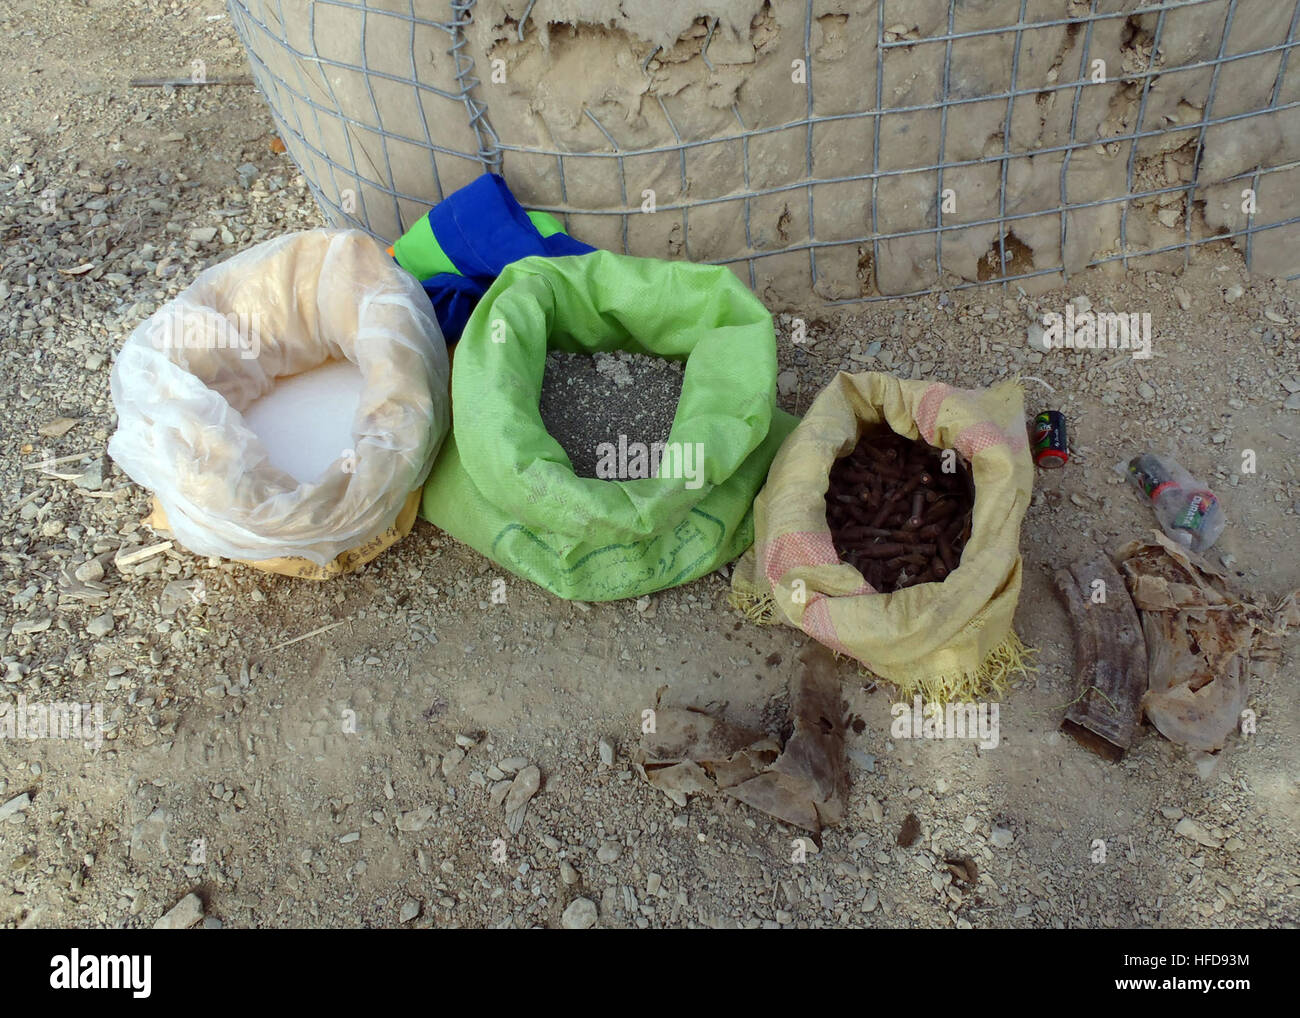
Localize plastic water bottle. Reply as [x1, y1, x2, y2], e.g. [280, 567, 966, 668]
[1125, 453, 1225, 552]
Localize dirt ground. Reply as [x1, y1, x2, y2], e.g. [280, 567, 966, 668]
[0, 0, 1297, 930]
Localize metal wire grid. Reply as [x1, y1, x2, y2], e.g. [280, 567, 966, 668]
[229, 0, 1300, 301]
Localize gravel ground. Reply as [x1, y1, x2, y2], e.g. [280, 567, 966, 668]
[539, 351, 685, 478]
[0, 0, 1298, 930]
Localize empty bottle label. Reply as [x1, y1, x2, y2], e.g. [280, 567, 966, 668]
[1174, 490, 1218, 535]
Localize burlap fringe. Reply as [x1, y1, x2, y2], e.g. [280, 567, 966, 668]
[728, 588, 779, 624]
[883, 630, 1038, 704]
[728, 587, 1037, 703]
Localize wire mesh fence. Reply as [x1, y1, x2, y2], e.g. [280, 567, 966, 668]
[228, 0, 1300, 304]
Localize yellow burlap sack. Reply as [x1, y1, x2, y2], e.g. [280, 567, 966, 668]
[731, 372, 1035, 701]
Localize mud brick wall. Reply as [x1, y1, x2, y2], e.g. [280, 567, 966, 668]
[230, 0, 1300, 306]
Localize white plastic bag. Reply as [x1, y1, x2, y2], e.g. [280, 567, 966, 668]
[108, 229, 449, 571]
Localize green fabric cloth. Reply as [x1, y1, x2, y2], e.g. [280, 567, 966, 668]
[391, 214, 455, 281]
[525, 209, 566, 239]
[392, 208, 568, 281]
[420, 250, 799, 601]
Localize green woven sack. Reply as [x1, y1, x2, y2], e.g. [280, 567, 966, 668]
[420, 251, 799, 601]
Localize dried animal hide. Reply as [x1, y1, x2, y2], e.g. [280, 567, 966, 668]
[635, 644, 848, 838]
[1116, 532, 1294, 752]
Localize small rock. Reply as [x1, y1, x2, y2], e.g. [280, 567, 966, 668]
[596, 841, 623, 864]
[86, 613, 114, 638]
[74, 558, 105, 583]
[848, 749, 876, 773]
[441, 747, 465, 777]
[1174, 817, 1221, 848]
[0, 793, 31, 822]
[395, 805, 435, 832]
[560, 860, 580, 885]
[1172, 286, 1192, 311]
[1027, 321, 1048, 350]
[862, 888, 878, 912]
[153, 892, 204, 930]
[189, 226, 218, 244]
[503, 765, 540, 814]
[38, 417, 78, 438]
[399, 899, 420, 923]
[1223, 283, 1243, 304]
[498, 756, 528, 774]
[159, 580, 197, 617]
[776, 369, 798, 396]
[989, 826, 1014, 849]
[561, 897, 598, 929]
[598, 739, 614, 767]
[71, 459, 104, 492]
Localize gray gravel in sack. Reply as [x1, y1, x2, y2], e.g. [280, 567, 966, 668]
[538, 351, 685, 478]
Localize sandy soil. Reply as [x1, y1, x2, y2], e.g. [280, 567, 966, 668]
[0, 0, 1297, 929]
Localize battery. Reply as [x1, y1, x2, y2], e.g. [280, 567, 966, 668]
[1031, 410, 1068, 468]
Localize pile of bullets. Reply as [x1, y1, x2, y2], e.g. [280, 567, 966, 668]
[824, 430, 974, 592]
